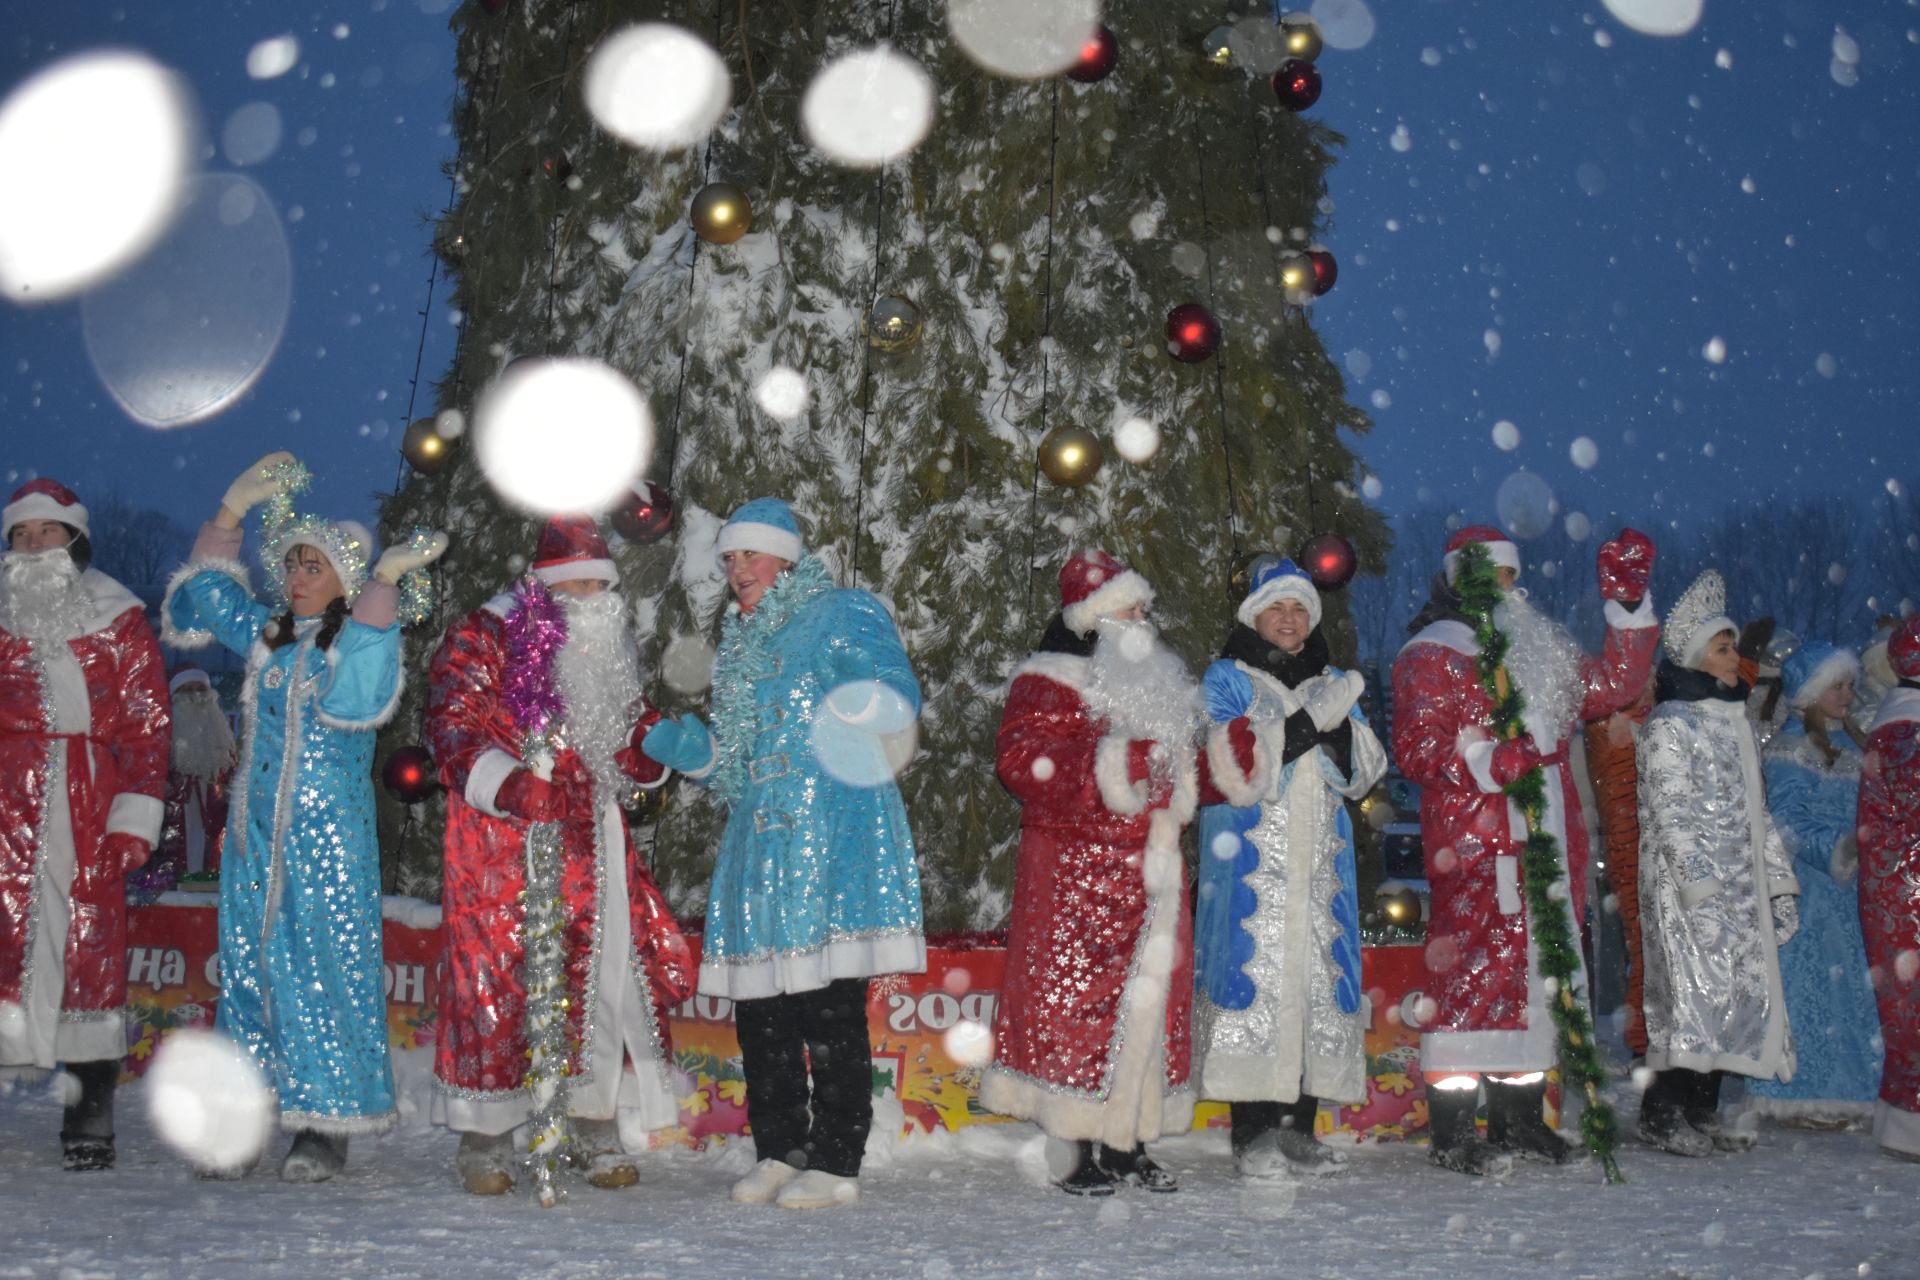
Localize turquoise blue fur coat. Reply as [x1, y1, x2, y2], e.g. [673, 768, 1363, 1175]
[163, 563, 400, 1134]
[688, 557, 925, 1000]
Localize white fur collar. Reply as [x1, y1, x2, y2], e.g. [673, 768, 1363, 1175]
[1009, 651, 1089, 693]
[1399, 619, 1477, 659]
[1869, 686, 1920, 736]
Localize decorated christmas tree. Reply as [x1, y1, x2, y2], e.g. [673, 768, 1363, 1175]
[376, 0, 1389, 926]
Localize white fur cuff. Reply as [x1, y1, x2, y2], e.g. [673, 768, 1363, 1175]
[1604, 595, 1658, 631]
[105, 792, 164, 844]
[1459, 734, 1502, 795]
[1095, 734, 1149, 816]
[1205, 721, 1273, 807]
[465, 748, 521, 819]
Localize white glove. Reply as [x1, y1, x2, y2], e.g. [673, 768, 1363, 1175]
[1304, 670, 1365, 733]
[1830, 835, 1858, 885]
[374, 531, 449, 584]
[1771, 894, 1800, 947]
[221, 450, 299, 516]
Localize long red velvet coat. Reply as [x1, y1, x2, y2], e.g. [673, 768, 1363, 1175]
[986, 653, 1195, 1124]
[1391, 615, 1657, 1036]
[426, 602, 694, 1099]
[1859, 692, 1920, 1124]
[0, 577, 169, 1032]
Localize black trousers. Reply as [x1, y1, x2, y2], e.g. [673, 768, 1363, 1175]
[1228, 1095, 1319, 1155]
[734, 977, 873, 1178]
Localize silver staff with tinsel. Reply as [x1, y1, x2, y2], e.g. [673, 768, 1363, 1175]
[501, 574, 575, 1207]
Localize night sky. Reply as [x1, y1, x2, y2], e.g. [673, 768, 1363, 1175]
[4, 1, 1917, 578]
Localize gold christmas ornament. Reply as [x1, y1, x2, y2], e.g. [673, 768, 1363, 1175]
[1377, 885, 1421, 927]
[690, 181, 751, 245]
[401, 417, 454, 474]
[1202, 24, 1236, 67]
[1037, 424, 1104, 488]
[1279, 12, 1325, 62]
[864, 295, 923, 352]
[1278, 250, 1318, 303]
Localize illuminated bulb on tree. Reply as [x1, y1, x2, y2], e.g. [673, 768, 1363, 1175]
[382, 745, 436, 804]
[1378, 886, 1421, 927]
[1201, 24, 1236, 67]
[1164, 302, 1221, 363]
[1065, 25, 1118, 82]
[611, 481, 676, 545]
[1270, 58, 1322, 112]
[1037, 425, 1104, 487]
[1278, 251, 1318, 304]
[1278, 12, 1325, 62]
[1300, 533, 1357, 590]
[1308, 248, 1338, 296]
[690, 181, 751, 245]
[401, 417, 454, 475]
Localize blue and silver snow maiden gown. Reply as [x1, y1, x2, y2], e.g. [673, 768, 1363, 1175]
[163, 552, 401, 1134]
[684, 555, 926, 1000]
[1747, 717, 1882, 1118]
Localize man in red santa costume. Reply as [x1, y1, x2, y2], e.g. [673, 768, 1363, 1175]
[984, 550, 1200, 1196]
[1391, 523, 1657, 1175]
[426, 515, 694, 1195]
[1858, 616, 1920, 1163]
[0, 479, 170, 1171]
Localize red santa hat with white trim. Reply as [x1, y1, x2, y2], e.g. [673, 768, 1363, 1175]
[168, 665, 212, 695]
[1059, 549, 1154, 636]
[4, 478, 90, 542]
[1442, 523, 1521, 585]
[531, 515, 617, 586]
[1889, 616, 1920, 682]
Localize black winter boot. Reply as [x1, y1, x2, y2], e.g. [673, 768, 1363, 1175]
[1426, 1082, 1513, 1178]
[1058, 1140, 1118, 1197]
[60, 1060, 118, 1172]
[1099, 1143, 1178, 1193]
[280, 1129, 350, 1183]
[1682, 1070, 1754, 1153]
[1486, 1076, 1576, 1163]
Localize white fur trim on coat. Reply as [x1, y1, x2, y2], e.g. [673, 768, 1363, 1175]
[158, 556, 253, 650]
[1869, 687, 1920, 735]
[1458, 732, 1503, 795]
[1604, 595, 1658, 630]
[1204, 718, 1279, 807]
[1006, 652, 1090, 695]
[1061, 570, 1154, 637]
[1095, 734, 1149, 816]
[464, 747, 521, 820]
[105, 792, 164, 844]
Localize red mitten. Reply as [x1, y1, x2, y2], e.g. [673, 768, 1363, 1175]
[103, 832, 151, 874]
[1226, 716, 1258, 777]
[1596, 527, 1655, 604]
[1490, 734, 1545, 786]
[497, 769, 569, 823]
[1128, 739, 1156, 783]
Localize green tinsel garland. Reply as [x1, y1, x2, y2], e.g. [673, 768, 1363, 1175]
[1454, 541, 1625, 1185]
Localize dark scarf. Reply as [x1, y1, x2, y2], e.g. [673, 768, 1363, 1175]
[1037, 611, 1096, 658]
[1654, 657, 1749, 705]
[1406, 572, 1473, 636]
[1220, 622, 1330, 691]
[1901, 677, 1920, 692]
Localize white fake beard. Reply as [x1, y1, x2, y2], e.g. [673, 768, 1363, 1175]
[171, 687, 237, 783]
[0, 548, 92, 643]
[553, 590, 644, 796]
[1494, 588, 1584, 748]
[1085, 616, 1201, 751]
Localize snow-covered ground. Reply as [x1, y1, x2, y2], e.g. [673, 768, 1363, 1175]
[1, 1053, 1910, 1280]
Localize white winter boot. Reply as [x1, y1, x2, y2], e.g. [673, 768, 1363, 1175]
[775, 1168, 860, 1210]
[731, 1158, 803, 1205]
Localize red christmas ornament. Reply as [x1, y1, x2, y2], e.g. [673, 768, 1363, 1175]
[382, 745, 436, 804]
[611, 482, 676, 545]
[1164, 302, 1221, 363]
[1308, 249, 1338, 296]
[1271, 58, 1323, 112]
[1299, 533, 1357, 590]
[1065, 26, 1119, 83]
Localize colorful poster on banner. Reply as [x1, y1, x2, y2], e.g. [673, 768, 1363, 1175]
[120, 902, 1442, 1141]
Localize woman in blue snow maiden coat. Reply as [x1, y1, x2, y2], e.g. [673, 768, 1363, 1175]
[1747, 642, 1883, 1125]
[161, 451, 447, 1182]
[642, 497, 924, 1212]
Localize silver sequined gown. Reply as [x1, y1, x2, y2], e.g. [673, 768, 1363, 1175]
[1638, 694, 1798, 1080]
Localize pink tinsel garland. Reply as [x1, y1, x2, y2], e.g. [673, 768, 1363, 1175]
[501, 574, 568, 739]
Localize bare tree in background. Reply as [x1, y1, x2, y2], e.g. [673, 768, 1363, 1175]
[84, 491, 190, 588]
[1663, 494, 1877, 646]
